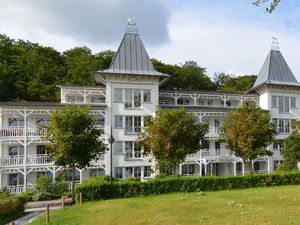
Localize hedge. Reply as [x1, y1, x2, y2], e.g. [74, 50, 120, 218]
[75, 172, 300, 201]
[0, 192, 29, 216]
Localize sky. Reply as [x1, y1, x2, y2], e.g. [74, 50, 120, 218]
[1, 0, 300, 78]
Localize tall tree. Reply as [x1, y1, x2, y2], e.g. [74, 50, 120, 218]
[214, 73, 257, 93]
[137, 108, 208, 175]
[63, 47, 99, 85]
[95, 50, 115, 70]
[253, 0, 281, 13]
[280, 120, 300, 170]
[45, 105, 107, 200]
[220, 102, 277, 174]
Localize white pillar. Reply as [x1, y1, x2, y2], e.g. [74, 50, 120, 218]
[233, 162, 237, 176]
[52, 167, 56, 183]
[23, 108, 27, 192]
[79, 169, 83, 184]
[179, 164, 182, 175]
[267, 157, 271, 174]
[204, 162, 207, 175]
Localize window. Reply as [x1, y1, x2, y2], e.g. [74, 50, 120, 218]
[9, 118, 24, 127]
[94, 118, 105, 128]
[215, 142, 220, 151]
[114, 88, 123, 103]
[182, 164, 195, 175]
[273, 118, 293, 133]
[8, 173, 24, 186]
[125, 89, 133, 108]
[114, 167, 123, 178]
[201, 140, 210, 149]
[125, 167, 133, 178]
[90, 168, 105, 177]
[67, 96, 84, 103]
[134, 90, 141, 107]
[37, 145, 47, 155]
[125, 116, 142, 134]
[36, 118, 50, 127]
[125, 142, 133, 158]
[143, 90, 151, 102]
[114, 116, 123, 128]
[214, 120, 220, 133]
[273, 140, 284, 150]
[272, 96, 296, 112]
[91, 96, 105, 103]
[254, 162, 260, 171]
[9, 146, 24, 156]
[134, 143, 142, 158]
[114, 142, 123, 155]
[144, 166, 151, 177]
[134, 167, 141, 178]
[64, 170, 80, 181]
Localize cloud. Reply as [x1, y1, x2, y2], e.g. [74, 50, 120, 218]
[149, 1, 300, 79]
[0, 0, 170, 47]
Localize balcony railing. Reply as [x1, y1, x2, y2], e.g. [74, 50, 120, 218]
[0, 154, 53, 167]
[186, 149, 234, 160]
[3, 184, 36, 195]
[0, 126, 46, 138]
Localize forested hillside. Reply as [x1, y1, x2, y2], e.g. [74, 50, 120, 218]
[0, 34, 256, 102]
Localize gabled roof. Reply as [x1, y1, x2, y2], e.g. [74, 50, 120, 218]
[95, 21, 169, 77]
[252, 50, 298, 90]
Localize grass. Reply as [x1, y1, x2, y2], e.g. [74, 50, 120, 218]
[31, 185, 300, 225]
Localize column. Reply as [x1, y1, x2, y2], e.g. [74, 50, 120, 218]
[233, 161, 237, 176]
[179, 164, 182, 175]
[204, 162, 207, 175]
[199, 162, 202, 176]
[267, 157, 271, 174]
[23, 108, 27, 192]
[79, 169, 83, 184]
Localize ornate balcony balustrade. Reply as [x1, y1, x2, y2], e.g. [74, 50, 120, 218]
[0, 126, 46, 139]
[2, 184, 36, 195]
[186, 149, 234, 160]
[0, 154, 53, 167]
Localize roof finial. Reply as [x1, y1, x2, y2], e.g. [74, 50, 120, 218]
[126, 17, 138, 34]
[271, 36, 280, 51]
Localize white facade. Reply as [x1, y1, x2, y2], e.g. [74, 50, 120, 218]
[1, 22, 299, 194]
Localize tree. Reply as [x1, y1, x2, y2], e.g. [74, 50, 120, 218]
[253, 0, 281, 13]
[214, 73, 257, 93]
[95, 50, 115, 70]
[220, 102, 277, 174]
[280, 120, 300, 170]
[137, 108, 208, 175]
[45, 105, 107, 200]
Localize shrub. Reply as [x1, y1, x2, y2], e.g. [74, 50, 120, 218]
[76, 172, 300, 201]
[0, 193, 28, 216]
[33, 176, 69, 201]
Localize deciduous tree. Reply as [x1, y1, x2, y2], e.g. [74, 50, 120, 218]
[45, 105, 107, 200]
[137, 108, 208, 175]
[220, 102, 277, 174]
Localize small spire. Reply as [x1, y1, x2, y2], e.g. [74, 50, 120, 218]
[271, 36, 280, 51]
[126, 17, 138, 34]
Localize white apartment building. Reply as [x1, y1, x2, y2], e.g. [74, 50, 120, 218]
[1, 21, 299, 194]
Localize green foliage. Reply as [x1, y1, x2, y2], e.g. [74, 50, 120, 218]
[153, 59, 215, 91]
[280, 120, 300, 170]
[46, 105, 107, 199]
[137, 108, 207, 174]
[76, 172, 300, 201]
[253, 0, 281, 13]
[214, 73, 256, 93]
[220, 102, 277, 173]
[0, 193, 28, 217]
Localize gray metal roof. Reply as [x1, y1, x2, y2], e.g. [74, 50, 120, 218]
[96, 22, 169, 77]
[253, 50, 298, 88]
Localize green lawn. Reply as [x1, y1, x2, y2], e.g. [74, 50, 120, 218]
[31, 185, 300, 225]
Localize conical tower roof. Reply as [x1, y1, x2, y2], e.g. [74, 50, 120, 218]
[252, 49, 297, 89]
[96, 19, 169, 77]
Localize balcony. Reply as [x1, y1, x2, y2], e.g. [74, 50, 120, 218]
[0, 154, 53, 167]
[205, 128, 220, 139]
[0, 126, 46, 139]
[186, 149, 234, 160]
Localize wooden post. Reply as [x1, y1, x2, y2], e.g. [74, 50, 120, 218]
[10, 222, 15, 225]
[80, 192, 83, 205]
[61, 196, 65, 209]
[45, 203, 49, 224]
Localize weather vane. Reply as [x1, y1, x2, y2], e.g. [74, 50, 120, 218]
[128, 17, 136, 26]
[271, 36, 280, 51]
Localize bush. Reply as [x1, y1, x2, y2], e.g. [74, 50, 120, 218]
[76, 172, 300, 201]
[33, 176, 69, 201]
[0, 193, 28, 216]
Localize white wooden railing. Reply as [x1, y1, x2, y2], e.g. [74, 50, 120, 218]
[0, 126, 46, 138]
[3, 184, 36, 195]
[186, 149, 234, 160]
[0, 154, 53, 167]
